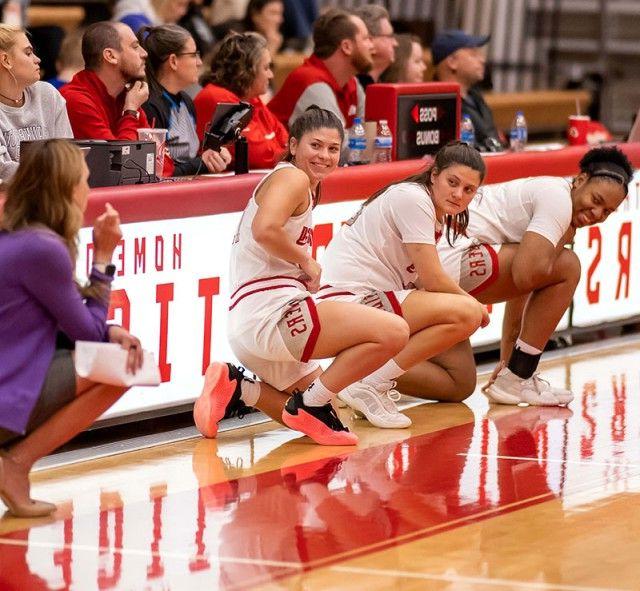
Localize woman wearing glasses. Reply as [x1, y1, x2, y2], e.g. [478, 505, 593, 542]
[140, 24, 231, 175]
[194, 31, 288, 171]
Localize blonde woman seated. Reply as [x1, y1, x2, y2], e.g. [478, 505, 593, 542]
[380, 34, 427, 84]
[0, 140, 143, 518]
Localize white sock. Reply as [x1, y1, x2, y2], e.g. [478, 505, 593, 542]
[362, 359, 405, 390]
[515, 338, 543, 355]
[302, 377, 335, 407]
[240, 380, 261, 406]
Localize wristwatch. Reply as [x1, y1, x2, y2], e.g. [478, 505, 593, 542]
[94, 262, 116, 277]
[122, 109, 139, 120]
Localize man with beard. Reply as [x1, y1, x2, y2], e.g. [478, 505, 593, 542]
[61, 22, 151, 144]
[353, 4, 398, 89]
[269, 8, 374, 130]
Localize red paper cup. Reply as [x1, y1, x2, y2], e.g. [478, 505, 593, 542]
[567, 115, 590, 146]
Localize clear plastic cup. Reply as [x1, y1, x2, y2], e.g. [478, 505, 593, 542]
[137, 128, 167, 178]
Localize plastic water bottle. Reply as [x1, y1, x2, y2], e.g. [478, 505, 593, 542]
[372, 119, 393, 163]
[348, 117, 369, 165]
[460, 115, 476, 145]
[509, 110, 528, 152]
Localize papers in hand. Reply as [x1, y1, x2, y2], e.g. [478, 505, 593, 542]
[75, 341, 161, 387]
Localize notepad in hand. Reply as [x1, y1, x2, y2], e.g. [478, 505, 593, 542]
[75, 342, 161, 386]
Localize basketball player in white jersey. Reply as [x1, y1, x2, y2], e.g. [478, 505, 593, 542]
[438, 146, 633, 405]
[317, 142, 490, 427]
[193, 106, 410, 446]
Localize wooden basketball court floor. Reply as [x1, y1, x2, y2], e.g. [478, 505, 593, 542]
[2, 335, 640, 590]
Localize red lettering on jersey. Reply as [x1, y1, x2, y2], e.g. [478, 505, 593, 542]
[586, 226, 602, 304]
[199, 277, 220, 374]
[296, 226, 313, 247]
[312, 223, 333, 259]
[616, 222, 631, 300]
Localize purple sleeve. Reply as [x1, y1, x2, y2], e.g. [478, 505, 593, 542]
[21, 234, 112, 342]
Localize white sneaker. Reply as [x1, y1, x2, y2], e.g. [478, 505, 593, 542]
[483, 368, 573, 406]
[338, 381, 412, 428]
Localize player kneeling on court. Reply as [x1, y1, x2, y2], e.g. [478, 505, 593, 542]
[193, 106, 409, 445]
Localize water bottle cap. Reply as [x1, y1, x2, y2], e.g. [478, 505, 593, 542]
[379, 119, 387, 124]
[353, 117, 362, 124]
[516, 110, 524, 116]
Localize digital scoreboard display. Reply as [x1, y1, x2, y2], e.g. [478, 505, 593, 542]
[365, 82, 461, 161]
[396, 93, 458, 159]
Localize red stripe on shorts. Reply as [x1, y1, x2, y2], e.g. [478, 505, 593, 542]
[229, 284, 301, 311]
[316, 291, 356, 300]
[300, 297, 321, 363]
[230, 275, 306, 299]
[384, 291, 404, 317]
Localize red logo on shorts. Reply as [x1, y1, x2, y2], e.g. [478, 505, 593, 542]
[283, 301, 308, 336]
[296, 227, 313, 247]
[468, 246, 487, 276]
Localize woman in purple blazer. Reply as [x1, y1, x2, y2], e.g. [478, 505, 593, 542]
[0, 139, 142, 518]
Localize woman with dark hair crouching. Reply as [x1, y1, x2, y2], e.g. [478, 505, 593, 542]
[317, 141, 489, 427]
[438, 146, 634, 406]
[0, 139, 143, 518]
[140, 24, 231, 175]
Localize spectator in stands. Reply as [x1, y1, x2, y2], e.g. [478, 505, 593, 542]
[380, 34, 427, 84]
[61, 23, 151, 144]
[432, 30, 502, 149]
[352, 4, 397, 89]
[0, 139, 142, 517]
[46, 28, 85, 90]
[178, 0, 216, 59]
[194, 32, 288, 170]
[213, 0, 284, 57]
[269, 8, 373, 130]
[140, 24, 231, 175]
[113, 0, 189, 33]
[0, 24, 72, 182]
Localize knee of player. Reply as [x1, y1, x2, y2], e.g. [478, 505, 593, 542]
[381, 315, 410, 354]
[455, 298, 484, 335]
[455, 372, 478, 400]
[557, 248, 581, 286]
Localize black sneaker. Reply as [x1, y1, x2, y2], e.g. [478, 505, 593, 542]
[281, 390, 358, 446]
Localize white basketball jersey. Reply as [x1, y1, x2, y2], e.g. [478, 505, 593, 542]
[322, 182, 442, 292]
[230, 161, 314, 292]
[465, 176, 572, 247]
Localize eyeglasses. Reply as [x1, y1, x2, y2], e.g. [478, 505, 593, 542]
[175, 51, 201, 59]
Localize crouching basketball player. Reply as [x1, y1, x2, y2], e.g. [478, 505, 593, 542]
[193, 106, 409, 445]
[438, 146, 633, 405]
[317, 141, 489, 427]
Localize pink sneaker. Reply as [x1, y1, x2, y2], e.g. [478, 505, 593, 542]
[193, 363, 251, 438]
[282, 391, 358, 446]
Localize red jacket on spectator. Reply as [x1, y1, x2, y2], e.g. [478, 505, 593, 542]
[194, 84, 288, 170]
[268, 55, 362, 130]
[61, 70, 174, 176]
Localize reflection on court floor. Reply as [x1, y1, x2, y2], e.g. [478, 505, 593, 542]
[1, 338, 640, 590]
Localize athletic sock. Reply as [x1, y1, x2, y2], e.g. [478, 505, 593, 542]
[302, 377, 335, 407]
[362, 359, 405, 390]
[240, 380, 261, 406]
[507, 339, 543, 379]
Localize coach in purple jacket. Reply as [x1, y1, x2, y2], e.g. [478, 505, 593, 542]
[0, 139, 143, 518]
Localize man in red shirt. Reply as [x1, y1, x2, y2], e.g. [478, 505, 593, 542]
[269, 8, 374, 130]
[61, 22, 151, 143]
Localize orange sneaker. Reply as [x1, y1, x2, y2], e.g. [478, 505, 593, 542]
[282, 391, 358, 446]
[193, 363, 251, 438]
